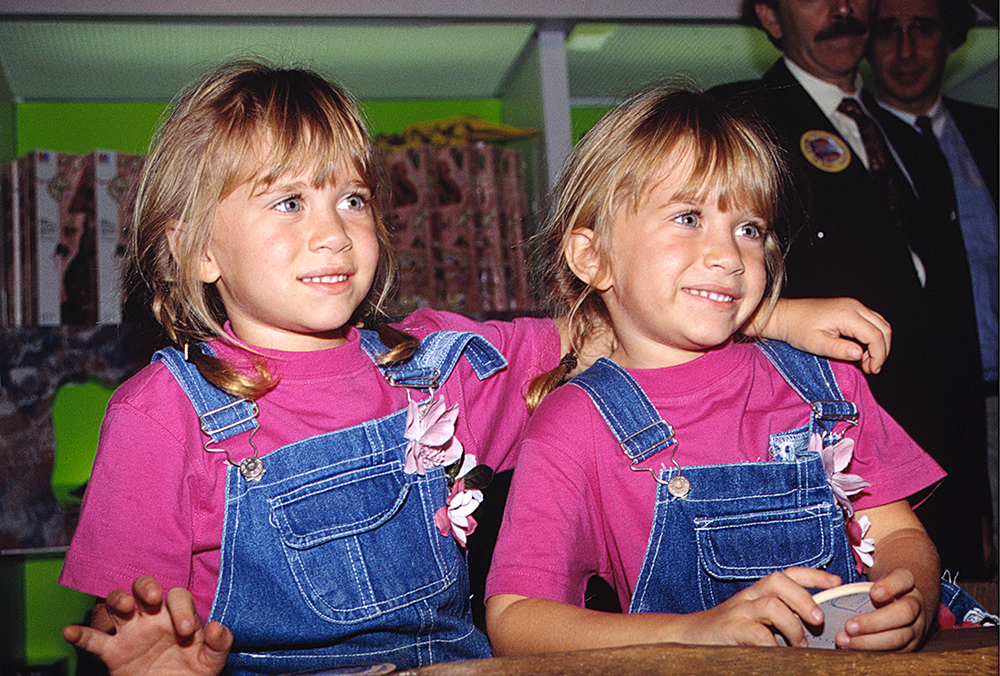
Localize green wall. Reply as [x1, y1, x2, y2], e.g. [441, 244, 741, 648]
[17, 102, 169, 158]
[13, 99, 504, 160]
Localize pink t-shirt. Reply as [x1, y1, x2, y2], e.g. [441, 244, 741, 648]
[485, 342, 945, 613]
[60, 309, 560, 621]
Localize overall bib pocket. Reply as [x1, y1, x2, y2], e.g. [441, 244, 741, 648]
[268, 460, 460, 623]
[693, 501, 839, 607]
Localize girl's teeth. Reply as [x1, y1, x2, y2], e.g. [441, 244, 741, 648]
[303, 275, 347, 283]
[687, 289, 733, 302]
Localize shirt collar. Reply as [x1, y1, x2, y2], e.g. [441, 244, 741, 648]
[783, 56, 864, 118]
[876, 95, 946, 133]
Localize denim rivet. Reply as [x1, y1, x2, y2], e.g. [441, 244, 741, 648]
[667, 475, 690, 499]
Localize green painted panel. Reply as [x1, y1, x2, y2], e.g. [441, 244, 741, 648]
[24, 554, 93, 672]
[0, 550, 94, 673]
[17, 102, 169, 157]
[571, 105, 610, 145]
[15, 99, 504, 158]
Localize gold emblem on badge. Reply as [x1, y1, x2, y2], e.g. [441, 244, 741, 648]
[800, 130, 851, 173]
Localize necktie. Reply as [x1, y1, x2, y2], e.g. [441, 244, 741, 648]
[915, 115, 939, 151]
[915, 114, 952, 176]
[837, 98, 909, 233]
[838, 98, 891, 171]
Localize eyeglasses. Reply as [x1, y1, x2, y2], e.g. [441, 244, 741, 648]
[872, 17, 943, 43]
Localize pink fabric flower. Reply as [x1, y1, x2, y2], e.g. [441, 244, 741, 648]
[847, 514, 875, 575]
[809, 433, 870, 517]
[403, 396, 463, 475]
[435, 478, 483, 547]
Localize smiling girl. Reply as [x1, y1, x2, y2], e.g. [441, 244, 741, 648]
[483, 85, 990, 654]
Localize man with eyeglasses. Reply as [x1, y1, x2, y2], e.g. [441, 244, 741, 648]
[714, 0, 992, 580]
[869, 0, 998, 578]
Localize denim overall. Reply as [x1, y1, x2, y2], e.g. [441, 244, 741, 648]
[570, 341, 860, 615]
[153, 330, 505, 674]
[570, 341, 996, 626]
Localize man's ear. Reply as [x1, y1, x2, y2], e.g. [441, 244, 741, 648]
[565, 228, 612, 291]
[755, 2, 784, 42]
[167, 221, 221, 284]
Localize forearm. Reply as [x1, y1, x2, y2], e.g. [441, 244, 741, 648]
[868, 527, 941, 628]
[486, 595, 692, 656]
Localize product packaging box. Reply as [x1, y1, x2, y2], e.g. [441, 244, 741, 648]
[93, 150, 143, 324]
[471, 144, 508, 313]
[498, 149, 532, 312]
[432, 145, 479, 315]
[19, 151, 88, 325]
[386, 146, 436, 314]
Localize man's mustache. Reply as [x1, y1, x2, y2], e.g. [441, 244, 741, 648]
[815, 17, 869, 41]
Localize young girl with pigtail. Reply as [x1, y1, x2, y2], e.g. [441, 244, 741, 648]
[485, 84, 995, 655]
[60, 62, 897, 675]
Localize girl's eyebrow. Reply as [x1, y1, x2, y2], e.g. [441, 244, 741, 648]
[252, 180, 307, 198]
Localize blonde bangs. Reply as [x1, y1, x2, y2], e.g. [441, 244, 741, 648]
[613, 105, 781, 231]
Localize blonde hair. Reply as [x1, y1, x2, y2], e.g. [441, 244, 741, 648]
[128, 60, 416, 398]
[528, 84, 794, 410]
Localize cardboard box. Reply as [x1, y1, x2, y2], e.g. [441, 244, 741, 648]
[432, 145, 479, 315]
[498, 149, 532, 311]
[471, 144, 508, 313]
[19, 151, 86, 325]
[93, 150, 143, 324]
[386, 146, 435, 314]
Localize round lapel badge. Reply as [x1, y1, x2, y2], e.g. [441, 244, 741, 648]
[800, 130, 851, 173]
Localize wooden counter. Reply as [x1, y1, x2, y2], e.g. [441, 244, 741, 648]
[399, 627, 998, 676]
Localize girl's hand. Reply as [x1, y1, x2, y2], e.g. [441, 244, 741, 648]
[752, 298, 892, 374]
[63, 575, 232, 676]
[683, 567, 841, 647]
[835, 568, 929, 652]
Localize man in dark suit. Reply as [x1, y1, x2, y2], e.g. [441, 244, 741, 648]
[868, 0, 998, 575]
[714, 0, 991, 577]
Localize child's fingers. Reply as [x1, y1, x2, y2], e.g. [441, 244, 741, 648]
[203, 621, 234, 670]
[104, 589, 138, 619]
[165, 586, 203, 640]
[869, 568, 916, 605]
[63, 624, 111, 656]
[836, 622, 920, 651]
[131, 575, 165, 611]
[779, 566, 842, 591]
[847, 595, 922, 637]
[739, 569, 838, 646]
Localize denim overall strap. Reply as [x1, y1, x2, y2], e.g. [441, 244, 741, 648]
[359, 329, 507, 390]
[755, 340, 858, 439]
[569, 357, 676, 465]
[153, 332, 500, 674]
[152, 345, 258, 443]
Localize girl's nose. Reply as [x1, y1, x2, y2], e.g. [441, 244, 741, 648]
[310, 209, 353, 253]
[704, 232, 744, 274]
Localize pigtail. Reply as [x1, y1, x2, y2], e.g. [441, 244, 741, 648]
[366, 318, 421, 366]
[184, 344, 278, 400]
[527, 352, 577, 413]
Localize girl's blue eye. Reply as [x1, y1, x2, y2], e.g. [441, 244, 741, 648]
[737, 223, 764, 239]
[275, 196, 303, 213]
[674, 212, 699, 227]
[341, 193, 369, 211]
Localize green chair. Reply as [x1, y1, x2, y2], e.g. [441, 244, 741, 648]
[1, 373, 117, 675]
[51, 374, 116, 511]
